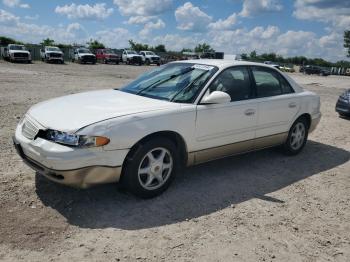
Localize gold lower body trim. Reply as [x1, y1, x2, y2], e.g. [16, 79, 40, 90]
[187, 132, 288, 166]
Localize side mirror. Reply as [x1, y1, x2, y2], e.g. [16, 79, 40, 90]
[201, 91, 231, 104]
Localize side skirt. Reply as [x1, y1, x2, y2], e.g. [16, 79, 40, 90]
[187, 132, 288, 166]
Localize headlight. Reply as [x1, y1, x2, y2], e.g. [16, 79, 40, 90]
[45, 130, 110, 147]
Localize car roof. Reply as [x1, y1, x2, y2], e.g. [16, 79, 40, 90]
[173, 59, 278, 70]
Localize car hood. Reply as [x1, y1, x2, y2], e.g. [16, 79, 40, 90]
[128, 54, 142, 57]
[27, 90, 180, 132]
[9, 50, 30, 54]
[79, 53, 95, 57]
[46, 51, 63, 54]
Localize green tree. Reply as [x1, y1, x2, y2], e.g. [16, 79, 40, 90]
[0, 36, 22, 45]
[128, 39, 149, 51]
[87, 39, 105, 50]
[40, 38, 55, 46]
[181, 48, 193, 53]
[344, 30, 350, 57]
[249, 50, 257, 60]
[240, 53, 248, 60]
[153, 44, 166, 52]
[194, 43, 214, 53]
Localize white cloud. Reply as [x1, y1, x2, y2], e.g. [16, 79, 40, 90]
[139, 18, 165, 37]
[175, 2, 212, 31]
[248, 25, 279, 39]
[208, 13, 237, 30]
[240, 0, 282, 17]
[125, 16, 156, 25]
[55, 3, 113, 20]
[2, 0, 29, 8]
[0, 8, 19, 24]
[95, 27, 131, 48]
[113, 0, 172, 16]
[293, 0, 350, 30]
[0, 9, 87, 44]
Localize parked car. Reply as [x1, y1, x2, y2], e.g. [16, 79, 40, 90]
[1, 44, 31, 63]
[122, 50, 143, 65]
[40, 46, 64, 64]
[72, 48, 96, 64]
[95, 49, 120, 64]
[301, 65, 330, 76]
[139, 51, 160, 65]
[335, 89, 350, 117]
[13, 60, 321, 198]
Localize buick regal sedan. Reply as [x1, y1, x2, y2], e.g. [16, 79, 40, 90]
[13, 60, 321, 198]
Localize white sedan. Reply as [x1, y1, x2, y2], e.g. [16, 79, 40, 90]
[13, 60, 321, 198]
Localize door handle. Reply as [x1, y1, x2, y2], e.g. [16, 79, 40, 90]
[288, 102, 297, 108]
[244, 109, 255, 116]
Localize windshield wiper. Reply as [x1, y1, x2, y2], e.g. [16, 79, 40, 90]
[170, 70, 209, 102]
[136, 67, 195, 95]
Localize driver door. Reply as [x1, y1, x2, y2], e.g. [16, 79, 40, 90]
[194, 66, 258, 164]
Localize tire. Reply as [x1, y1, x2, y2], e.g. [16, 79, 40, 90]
[145, 59, 150, 65]
[283, 117, 309, 155]
[122, 137, 179, 198]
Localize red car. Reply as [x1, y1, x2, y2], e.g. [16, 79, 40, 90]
[95, 49, 121, 64]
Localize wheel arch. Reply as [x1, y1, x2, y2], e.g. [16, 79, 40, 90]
[296, 113, 311, 129]
[121, 130, 188, 178]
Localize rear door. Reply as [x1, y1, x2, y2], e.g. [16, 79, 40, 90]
[250, 66, 300, 139]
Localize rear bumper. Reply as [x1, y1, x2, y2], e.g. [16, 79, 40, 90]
[309, 112, 321, 133]
[13, 136, 122, 188]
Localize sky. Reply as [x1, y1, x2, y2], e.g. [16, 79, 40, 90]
[0, 0, 349, 61]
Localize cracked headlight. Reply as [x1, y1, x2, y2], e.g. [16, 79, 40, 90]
[45, 130, 110, 147]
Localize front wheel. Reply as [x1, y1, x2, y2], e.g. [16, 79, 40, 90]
[122, 138, 179, 198]
[283, 117, 308, 155]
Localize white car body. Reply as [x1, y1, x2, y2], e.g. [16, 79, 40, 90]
[13, 60, 321, 189]
[139, 51, 161, 65]
[122, 50, 143, 64]
[2, 44, 31, 62]
[73, 48, 96, 64]
[40, 46, 64, 63]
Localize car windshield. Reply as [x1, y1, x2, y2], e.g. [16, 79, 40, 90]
[119, 63, 218, 103]
[78, 49, 91, 54]
[10, 45, 26, 50]
[127, 50, 137, 54]
[47, 47, 60, 51]
[145, 51, 155, 55]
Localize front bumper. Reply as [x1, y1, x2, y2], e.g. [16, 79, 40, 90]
[336, 99, 350, 115]
[13, 136, 122, 188]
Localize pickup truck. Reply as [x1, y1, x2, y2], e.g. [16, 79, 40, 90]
[40, 46, 64, 63]
[1, 44, 31, 63]
[139, 51, 160, 65]
[71, 48, 96, 64]
[95, 49, 120, 64]
[122, 50, 143, 65]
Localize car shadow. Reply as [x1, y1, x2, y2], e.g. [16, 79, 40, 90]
[36, 140, 349, 230]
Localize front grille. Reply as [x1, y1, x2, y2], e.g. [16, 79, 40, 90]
[131, 56, 142, 63]
[14, 53, 29, 58]
[151, 57, 160, 61]
[22, 117, 39, 140]
[82, 55, 96, 62]
[50, 53, 62, 58]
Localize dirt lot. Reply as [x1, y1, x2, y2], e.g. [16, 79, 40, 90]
[0, 61, 349, 262]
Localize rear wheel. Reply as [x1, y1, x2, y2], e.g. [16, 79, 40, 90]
[122, 138, 178, 198]
[283, 117, 308, 155]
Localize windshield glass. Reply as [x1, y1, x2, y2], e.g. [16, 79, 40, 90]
[119, 63, 218, 103]
[127, 50, 137, 54]
[47, 47, 60, 51]
[145, 51, 155, 55]
[10, 45, 25, 50]
[78, 49, 91, 54]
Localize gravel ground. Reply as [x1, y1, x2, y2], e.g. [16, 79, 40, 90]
[0, 61, 349, 262]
